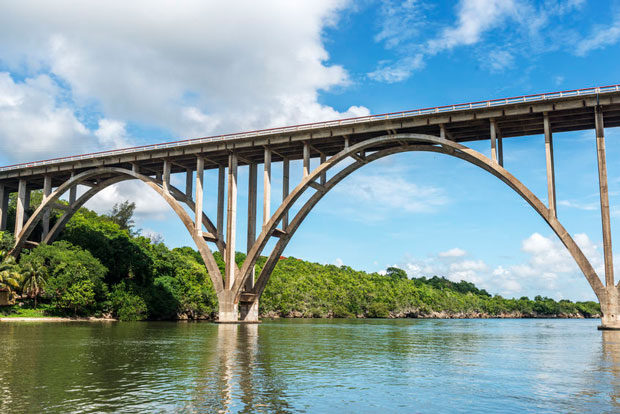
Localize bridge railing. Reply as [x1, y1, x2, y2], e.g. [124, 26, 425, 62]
[1, 84, 619, 173]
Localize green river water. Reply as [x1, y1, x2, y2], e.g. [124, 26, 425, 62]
[0, 318, 618, 413]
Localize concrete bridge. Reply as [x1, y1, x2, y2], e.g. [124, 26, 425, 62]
[1, 85, 620, 328]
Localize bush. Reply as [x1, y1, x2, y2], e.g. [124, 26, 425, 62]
[109, 283, 148, 321]
[21, 241, 108, 314]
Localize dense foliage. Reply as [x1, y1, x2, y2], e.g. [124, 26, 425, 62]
[0, 194, 601, 320]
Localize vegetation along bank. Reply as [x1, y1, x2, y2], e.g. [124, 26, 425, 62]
[0, 191, 600, 321]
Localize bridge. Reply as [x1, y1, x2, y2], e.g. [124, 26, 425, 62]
[1, 85, 620, 328]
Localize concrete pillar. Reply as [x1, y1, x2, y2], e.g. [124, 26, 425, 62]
[497, 136, 504, 167]
[263, 148, 271, 227]
[131, 163, 140, 173]
[195, 157, 204, 233]
[246, 163, 257, 291]
[282, 157, 289, 229]
[217, 165, 225, 240]
[218, 290, 238, 323]
[41, 176, 52, 241]
[320, 153, 327, 185]
[600, 288, 620, 330]
[303, 142, 310, 177]
[69, 173, 76, 205]
[225, 153, 238, 291]
[595, 107, 614, 288]
[15, 179, 27, 236]
[344, 136, 350, 150]
[162, 160, 171, 193]
[185, 168, 193, 199]
[490, 119, 498, 163]
[239, 301, 259, 322]
[543, 113, 557, 218]
[0, 184, 8, 232]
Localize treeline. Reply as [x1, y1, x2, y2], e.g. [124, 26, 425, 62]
[0, 195, 600, 320]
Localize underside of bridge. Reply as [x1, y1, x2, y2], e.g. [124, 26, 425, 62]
[1, 87, 620, 328]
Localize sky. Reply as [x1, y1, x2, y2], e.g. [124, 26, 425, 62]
[1, 0, 620, 301]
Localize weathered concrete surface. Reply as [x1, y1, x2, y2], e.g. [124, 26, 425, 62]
[217, 290, 239, 323]
[599, 287, 620, 330]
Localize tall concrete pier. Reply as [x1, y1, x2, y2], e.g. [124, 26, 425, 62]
[1, 85, 620, 328]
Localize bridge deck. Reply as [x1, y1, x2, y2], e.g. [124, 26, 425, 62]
[1, 85, 620, 190]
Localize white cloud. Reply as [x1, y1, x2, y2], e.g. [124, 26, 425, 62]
[369, 0, 598, 82]
[84, 181, 171, 222]
[334, 258, 344, 266]
[427, 0, 518, 54]
[0, 73, 91, 161]
[0, 0, 368, 165]
[439, 247, 466, 257]
[575, 16, 620, 56]
[486, 50, 514, 72]
[395, 232, 607, 301]
[333, 173, 448, 218]
[94, 119, 132, 149]
[374, 0, 425, 49]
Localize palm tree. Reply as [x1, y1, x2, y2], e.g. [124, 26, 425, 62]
[19, 262, 47, 307]
[0, 256, 21, 298]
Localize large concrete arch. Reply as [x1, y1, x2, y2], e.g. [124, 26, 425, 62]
[11, 167, 225, 294]
[235, 134, 606, 304]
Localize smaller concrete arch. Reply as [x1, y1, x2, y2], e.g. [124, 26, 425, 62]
[12, 167, 225, 294]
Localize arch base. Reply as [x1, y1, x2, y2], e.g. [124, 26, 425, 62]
[600, 288, 620, 330]
[216, 290, 260, 323]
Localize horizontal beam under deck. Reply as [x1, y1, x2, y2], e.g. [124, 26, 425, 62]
[2, 91, 620, 189]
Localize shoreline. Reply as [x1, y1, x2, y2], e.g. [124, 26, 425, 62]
[0, 317, 117, 322]
[0, 314, 600, 322]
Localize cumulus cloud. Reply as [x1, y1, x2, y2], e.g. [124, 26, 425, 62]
[94, 119, 132, 149]
[439, 248, 466, 257]
[395, 232, 607, 301]
[0, 73, 91, 160]
[83, 181, 171, 222]
[0, 0, 368, 166]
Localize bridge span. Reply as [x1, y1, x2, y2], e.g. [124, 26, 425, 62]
[1, 85, 620, 328]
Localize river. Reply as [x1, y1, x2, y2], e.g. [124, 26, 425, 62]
[0, 319, 618, 413]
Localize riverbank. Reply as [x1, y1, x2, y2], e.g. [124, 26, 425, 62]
[0, 316, 116, 322]
[261, 310, 600, 319]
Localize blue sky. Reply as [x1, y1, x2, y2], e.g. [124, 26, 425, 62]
[1, 0, 620, 300]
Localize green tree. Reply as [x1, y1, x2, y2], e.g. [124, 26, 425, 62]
[109, 282, 148, 321]
[19, 261, 48, 307]
[21, 241, 108, 314]
[107, 201, 137, 233]
[386, 267, 408, 280]
[0, 256, 21, 294]
[57, 279, 96, 315]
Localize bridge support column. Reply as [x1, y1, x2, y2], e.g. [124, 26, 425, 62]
[282, 157, 289, 229]
[14, 179, 27, 236]
[599, 288, 620, 330]
[595, 107, 620, 330]
[544, 113, 557, 218]
[490, 119, 498, 163]
[41, 175, 52, 241]
[0, 184, 8, 232]
[217, 165, 225, 240]
[218, 290, 239, 323]
[263, 148, 271, 227]
[239, 300, 259, 322]
[595, 107, 614, 288]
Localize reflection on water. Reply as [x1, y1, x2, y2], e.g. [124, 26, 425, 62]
[0, 319, 619, 413]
